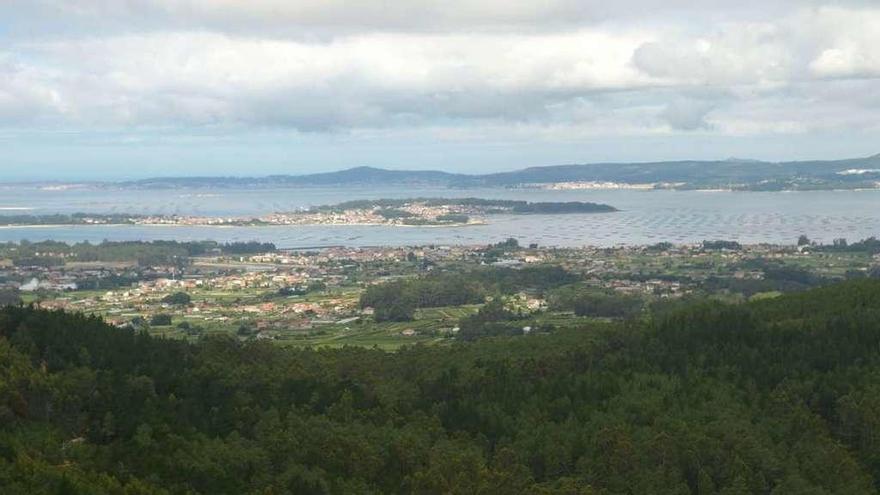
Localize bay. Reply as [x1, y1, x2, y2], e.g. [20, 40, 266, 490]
[0, 185, 877, 247]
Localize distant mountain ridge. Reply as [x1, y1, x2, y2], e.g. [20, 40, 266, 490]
[123, 166, 465, 189]
[119, 153, 880, 191]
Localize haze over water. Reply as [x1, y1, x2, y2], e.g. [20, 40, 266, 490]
[0, 186, 877, 248]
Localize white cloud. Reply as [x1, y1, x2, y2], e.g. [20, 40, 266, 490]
[0, 53, 68, 124]
[804, 7, 880, 78]
[0, 1, 878, 143]
[631, 23, 792, 86]
[6, 30, 652, 129]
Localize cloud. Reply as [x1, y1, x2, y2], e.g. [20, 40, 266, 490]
[660, 99, 716, 131]
[0, 2, 878, 143]
[630, 25, 792, 86]
[0, 54, 68, 124]
[630, 6, 880, 84]
[802, 7, 880, 78]
[8, 1, 875, 36]
[3, 30, 652, 130]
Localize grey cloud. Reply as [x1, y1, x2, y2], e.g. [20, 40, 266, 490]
[660, 99, 715, 131]
[631, 33, 793, 85]
[3, 0, 876, 38]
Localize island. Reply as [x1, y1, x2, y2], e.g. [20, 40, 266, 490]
[0, 198, 617, 228]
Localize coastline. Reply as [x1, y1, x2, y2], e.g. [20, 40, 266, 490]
[0, 220, 490, 229]
[518, 184, 880, 193]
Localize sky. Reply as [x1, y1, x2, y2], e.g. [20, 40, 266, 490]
[1, 1, 879, 180]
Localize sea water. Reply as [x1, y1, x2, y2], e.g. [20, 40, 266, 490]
[0, 185, 877, 247]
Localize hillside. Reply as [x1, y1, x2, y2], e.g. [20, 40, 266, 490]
[476, 153, 880, 189]
[117, 153, 880, 190]
[122, 166, 466, 189]
[3, 279, 880, 493]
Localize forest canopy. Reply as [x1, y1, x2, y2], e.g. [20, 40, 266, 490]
[2, 280, 880, 493]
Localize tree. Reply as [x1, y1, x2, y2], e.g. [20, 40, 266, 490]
[374, 296, 416, 322]
[0, 289, 21, 307]
[162, 292, 191, 305]
[573, 294, 643, 318]
[306, 281, 327, 293]
[3, 280, 880, 493]
[496, 238, 519, 249]
[150, 313, 173, 326]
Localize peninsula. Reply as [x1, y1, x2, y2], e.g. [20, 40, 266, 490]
[0, 198, 617, 228]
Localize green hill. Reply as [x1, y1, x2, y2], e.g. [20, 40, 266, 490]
[120, 153, 880, 190]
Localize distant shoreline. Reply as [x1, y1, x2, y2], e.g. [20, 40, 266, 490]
[3, 151, 878, 192]
[0, 220, 490, 230]
[0, 198, 617, 229]
[12, 182, 880, 193]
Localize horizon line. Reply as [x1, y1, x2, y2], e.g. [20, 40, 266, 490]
[1, 151, 878, 185]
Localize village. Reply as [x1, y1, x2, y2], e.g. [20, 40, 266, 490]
[1, 239, 876, 349]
